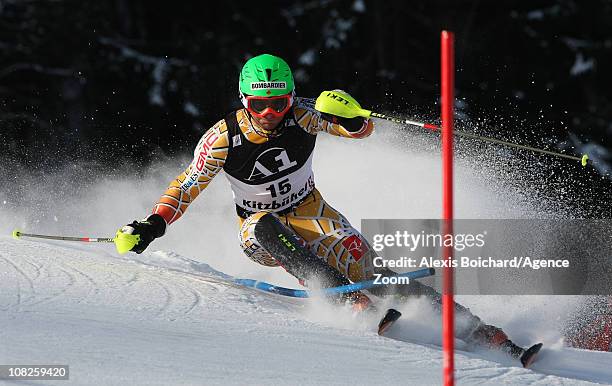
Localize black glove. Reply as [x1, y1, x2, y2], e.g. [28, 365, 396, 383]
[119, 214, 166, 254]
[320, 112, 367, 132]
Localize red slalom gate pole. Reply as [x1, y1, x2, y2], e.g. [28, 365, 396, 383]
[441, 31, 455, 386]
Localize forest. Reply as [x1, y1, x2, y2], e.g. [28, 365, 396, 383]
[1, 0, 610, 178]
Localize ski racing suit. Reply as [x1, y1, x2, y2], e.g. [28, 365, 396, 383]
[150, 97, 508, 348]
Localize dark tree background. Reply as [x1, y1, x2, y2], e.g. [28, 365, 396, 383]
[1, 0, 610, 177]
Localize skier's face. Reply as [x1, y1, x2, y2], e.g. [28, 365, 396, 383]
[244, 93, 292, 132]
[251, 111, 285, 131]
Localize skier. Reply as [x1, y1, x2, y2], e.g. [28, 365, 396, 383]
[117, 54, 538, 365]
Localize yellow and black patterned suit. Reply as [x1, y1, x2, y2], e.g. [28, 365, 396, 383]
[152, 97, 376, 283]
[149, 96, 519, 348]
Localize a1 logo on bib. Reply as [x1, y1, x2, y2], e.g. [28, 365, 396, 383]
[248, 147, 297, 181]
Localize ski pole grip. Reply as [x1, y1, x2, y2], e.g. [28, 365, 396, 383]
[315, 90, 372, 119]
[114, 230, 140, 255]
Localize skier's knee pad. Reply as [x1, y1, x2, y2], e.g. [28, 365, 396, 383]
[239, 212, 281, 267]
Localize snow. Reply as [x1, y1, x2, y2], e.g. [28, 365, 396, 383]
[298, 49, 317, 66]
[526, 10, 545, 20]
[525, 5, 562, 20]
[183, 102, 200, 116]
[1, 240, 611, 385]
[1, 122, 611, 384]
[322, 14, 355, 49]
[570, 53, 595, 76]
[352, 0, 366, 13]
[562, 37, 595, 50]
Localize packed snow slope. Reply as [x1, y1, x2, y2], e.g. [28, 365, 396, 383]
[1, 240, 611, 385]
[1, 122, 611, 385]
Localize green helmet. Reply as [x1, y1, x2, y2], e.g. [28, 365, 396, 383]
[239, 54, 295, 97]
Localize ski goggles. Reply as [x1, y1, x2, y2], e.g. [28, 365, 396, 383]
[244, 94, 293, 118]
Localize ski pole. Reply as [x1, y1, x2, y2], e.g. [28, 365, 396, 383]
[12, 228, 139, 254]
[315, 90, 589, 167]
[369, 112, 589, 166]
[12, 229, 114, 243]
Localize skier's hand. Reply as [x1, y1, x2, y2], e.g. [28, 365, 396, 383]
[118, 214, 166, 254]
[320, 112, 368, 132]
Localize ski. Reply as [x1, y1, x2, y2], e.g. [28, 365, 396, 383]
[377, 308, 402, 336]
[520, 343, 543, 368]
[499, 339, 544, 368]
[234, 269, 434, 298]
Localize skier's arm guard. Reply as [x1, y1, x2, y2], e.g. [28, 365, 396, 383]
[152, 120, 229, 224]
[293, 97, 374, 139]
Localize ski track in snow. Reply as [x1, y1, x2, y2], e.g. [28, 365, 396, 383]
[1, 236, 610, 386]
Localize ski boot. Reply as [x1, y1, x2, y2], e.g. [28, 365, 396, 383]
[344, 292, 403, 336]
[344, 291, 373, 312]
